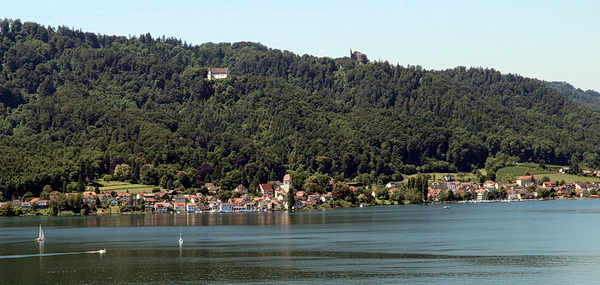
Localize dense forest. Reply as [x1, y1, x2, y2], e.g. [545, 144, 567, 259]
[1, 19, 600, 200]
[546, 81, 600, 111]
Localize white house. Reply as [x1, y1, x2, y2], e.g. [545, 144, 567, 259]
[207, 68, 230, 80]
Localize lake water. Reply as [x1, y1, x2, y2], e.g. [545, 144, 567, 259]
[2, 199, 600, 284]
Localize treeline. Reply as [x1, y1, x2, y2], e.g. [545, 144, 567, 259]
[1, 19, 600, 200]
[546, 81, 600, 111]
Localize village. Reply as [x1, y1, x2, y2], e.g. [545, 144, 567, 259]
[2, 168, 600, 216]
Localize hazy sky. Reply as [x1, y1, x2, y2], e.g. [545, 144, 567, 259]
[4, 0, 599, 91]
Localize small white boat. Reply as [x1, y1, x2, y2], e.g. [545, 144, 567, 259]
[35, 224, 45, 242]
[98, 248, 106, 254]
[179, 233, 183, 245]
[442, 206, 450, 209]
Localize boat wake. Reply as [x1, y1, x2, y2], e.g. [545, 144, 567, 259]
[0, 250, 105, 259]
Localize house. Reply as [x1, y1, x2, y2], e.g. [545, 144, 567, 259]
[207, 68, 230, 80]
[117, 193, 132, 205]
[174, 202, 186, 212]
[83, 193, 96, 204]
[20, 202, 32, 210]
[189, 195, 204, 204]
[559, 167, 570, 174]
[230, 198, 248, 212]
[220, 203, 233, 212]
[208, 200, 220, 211]
[235, 184, 249, 195]
[157, 192, 171, 201]
[320, 193, 333, 203]
[385, 181, 403, 188]
[516, 176, 537, 187]
[459, 183, 478, 192]
[427, 188, 445, 200]
[475, 188, 488, 201]
[186, 202, 197, 213]
[453, 188, 467, 197]
[431, 182, 445, 189]
[34, 199, 48, 209]
[308, 193, 322, 202]
[295, 191, 308, 201]
[144, 198, 156, 206]
[98, 193, 112, 204]
[574, 181, 590, 190]
[275, 186, 287, 199]
[205, 183, 220, 195]
[483, 180, 496, 191]
[507, 189, 521, 200]
[155, 202, 172, 213]
[445, 182, 459, 191]
[443, 175, 455, 182]
[142, 193, 156, 200]
[294, 199, 305, 210]
[259, 184, 274, 196]
[267, 201, 281, 211]
[495, 182, 509, 190]
[350, 50, 367, 63]
[172, 195, 187, 204]
[542, 181, 556, 188]
[244, 202, 256, 212]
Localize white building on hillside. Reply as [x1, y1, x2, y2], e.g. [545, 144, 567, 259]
[207, 68, 230, 80]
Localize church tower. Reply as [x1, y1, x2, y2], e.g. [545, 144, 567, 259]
[282, 174, 292, 194]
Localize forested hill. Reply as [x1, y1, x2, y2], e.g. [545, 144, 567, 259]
[1, 19, 600, 199]
[546, 81, 600, 111]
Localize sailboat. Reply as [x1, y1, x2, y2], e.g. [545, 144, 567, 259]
[35, 224, 45, 242]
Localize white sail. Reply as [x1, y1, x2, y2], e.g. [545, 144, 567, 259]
[35, 224, 44, 242]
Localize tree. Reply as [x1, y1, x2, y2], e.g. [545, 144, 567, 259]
[331, 183, 352, 200]
[374, 187, 389, 200]
[287, 187, 295, 210]
[196, 163, 214, 184]
[570, 162, 580, 175]
[40, 185, 53, 199]
[538, 188, 550, 199]
[113, 164, 132, 181]
[303, 173, 332, 194]
[139, 164, 159, 185]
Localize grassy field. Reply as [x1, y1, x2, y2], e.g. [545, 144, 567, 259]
[539, 173, 600, 184]
[496, 166, 551, 178]
[496, 164, 600, 184]
[405, 172, 479, 182]
[96, 181, 158, 194]
[405, 164, 600, 184]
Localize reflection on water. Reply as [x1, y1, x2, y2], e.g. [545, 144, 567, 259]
[2, 200, 600, 283]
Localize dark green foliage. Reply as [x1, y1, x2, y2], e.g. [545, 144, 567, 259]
[0, 19, 599, 200]
[547, 81, 600, 110]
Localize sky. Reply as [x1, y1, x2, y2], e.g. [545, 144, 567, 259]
[4, 0, 600, 91]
